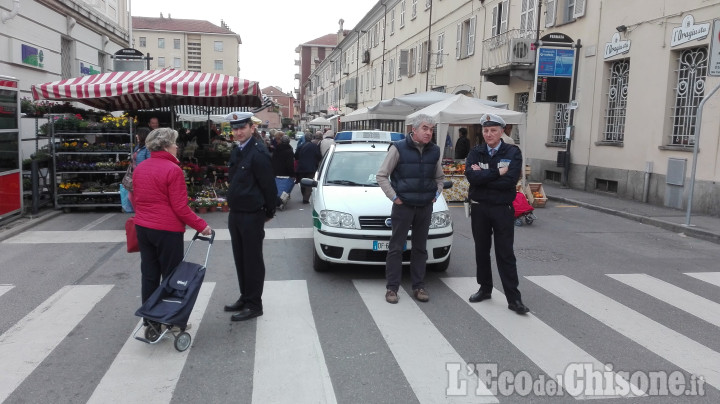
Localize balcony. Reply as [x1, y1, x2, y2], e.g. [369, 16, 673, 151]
[294, 73, 301, 80]
[294, 59, 300, 66]
[481, 29, 537, 85]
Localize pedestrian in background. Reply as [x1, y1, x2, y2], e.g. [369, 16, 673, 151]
[295, 132, 322, 203]
[454, 127, 470, 160]
[224, 112, 277, 321]
[319, 129, 336, 155]
[464, 113, 529, 314]
[131, 128, 212, 327]
[272, 134, 295, 207]
[377, 114, 444, 304]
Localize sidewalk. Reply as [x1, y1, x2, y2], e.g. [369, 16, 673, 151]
[543, 183, 720, 245]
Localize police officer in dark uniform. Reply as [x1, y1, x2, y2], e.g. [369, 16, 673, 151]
[223, 111, 277, 321]
[465, 113, 529, 314]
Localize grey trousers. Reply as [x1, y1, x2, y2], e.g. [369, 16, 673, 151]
[385, 202, 433, 292]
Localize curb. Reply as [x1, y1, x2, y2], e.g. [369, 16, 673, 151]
[548, 196, 720, 245]
[0, 209, 63, 243]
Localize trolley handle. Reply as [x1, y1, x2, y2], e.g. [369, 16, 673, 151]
[184, 230, 215, 268]
[192, 230, 215, 244]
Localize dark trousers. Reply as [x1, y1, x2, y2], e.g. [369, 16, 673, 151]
[470, 202, 522, 303]
[228, 210, 266, 310]
[386, 202, 433, 292]
[298, 172, 314, 202]
[136, 225, 184, 303]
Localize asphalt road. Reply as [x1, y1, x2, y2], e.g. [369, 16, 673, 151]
[0, 187, 718, 404]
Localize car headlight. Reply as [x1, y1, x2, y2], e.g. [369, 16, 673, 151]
[319, 210, 356, 229]
[429, 210, 452, 229]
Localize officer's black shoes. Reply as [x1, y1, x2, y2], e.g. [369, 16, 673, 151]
[224, 299, 245, 312]
[469, 290, 492, 303]
[231, 308, 263, 321]
[508, 300, 530, 315]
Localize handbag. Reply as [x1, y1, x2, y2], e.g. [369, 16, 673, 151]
[121, 164, 133, 191]
[125, 217, 139, 253]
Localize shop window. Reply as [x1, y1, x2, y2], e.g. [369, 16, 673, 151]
[551, 103, 569, 144]
[603, 59, 630, 142]
[670, 47, 708, 146]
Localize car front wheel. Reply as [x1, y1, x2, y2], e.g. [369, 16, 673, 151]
[313, 249, 332, 272]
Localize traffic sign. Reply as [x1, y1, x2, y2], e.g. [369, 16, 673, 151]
[710, 20, 720, 76]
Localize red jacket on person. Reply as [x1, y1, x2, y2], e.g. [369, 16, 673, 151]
[131, 151, 207, 233]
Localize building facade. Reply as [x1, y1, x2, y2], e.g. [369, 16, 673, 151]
[295, 31, 348, 118]
[304, 0, 720, 216]
[1, 0, 129, 99]
[262, 85, 297, 125]
[132, 15, 241, 76]
[1, 0, 131, 160]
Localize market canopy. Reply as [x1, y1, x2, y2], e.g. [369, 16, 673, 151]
[407, 94, 526, 160]
[31, 68, 262, 111]
[369, 91, 508, 116]
[308, 116, 331, 125]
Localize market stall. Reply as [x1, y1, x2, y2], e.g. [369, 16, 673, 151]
[31, 68, 262, 210]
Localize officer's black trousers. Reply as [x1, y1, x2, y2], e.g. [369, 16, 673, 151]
[228, 210, 267, 311]
[470, 202, 522, 303]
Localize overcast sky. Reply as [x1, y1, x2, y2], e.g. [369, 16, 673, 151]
[130, 0, 379, 95]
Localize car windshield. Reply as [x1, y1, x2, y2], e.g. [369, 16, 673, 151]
[324, 151, 386, 186]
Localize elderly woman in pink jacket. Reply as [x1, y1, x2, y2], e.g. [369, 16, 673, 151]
[132, 128, 212, 310]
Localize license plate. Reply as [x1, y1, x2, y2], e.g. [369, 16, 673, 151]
[373, 241, 407, 251]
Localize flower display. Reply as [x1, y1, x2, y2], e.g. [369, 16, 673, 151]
[100, 113, 137, 130]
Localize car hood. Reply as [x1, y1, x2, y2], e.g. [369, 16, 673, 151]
[320, 185, 449, 216]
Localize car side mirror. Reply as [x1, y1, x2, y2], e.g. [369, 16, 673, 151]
[301, 178, 318, 188]
[443, 180, 453, 189]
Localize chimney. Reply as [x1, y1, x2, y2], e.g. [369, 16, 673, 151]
[337, 19, 345, 44]
[168, 13, 171, 19]
[160, 12, 163, 18]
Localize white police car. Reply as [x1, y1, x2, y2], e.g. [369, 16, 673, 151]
[301, 130, 453, 272]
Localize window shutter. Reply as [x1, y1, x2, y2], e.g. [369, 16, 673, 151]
[467, 16, 476, 56]
[500, 0, 509, 34]
[399, 49, 409, 76]
[456, 23, 462, 59]
[491, 5, 498, 36]
[573, 0, 586, 18]
[545, 0, 556, 27]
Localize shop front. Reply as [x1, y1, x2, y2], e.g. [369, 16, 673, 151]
[0, 76, 22, 220]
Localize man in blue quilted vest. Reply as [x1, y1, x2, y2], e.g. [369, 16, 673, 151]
[377, 114, 444, 304]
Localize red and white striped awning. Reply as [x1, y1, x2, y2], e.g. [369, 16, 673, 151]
[31, 69, 262, 111]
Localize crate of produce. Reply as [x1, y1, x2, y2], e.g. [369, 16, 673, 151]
[528, 183, 547, 207]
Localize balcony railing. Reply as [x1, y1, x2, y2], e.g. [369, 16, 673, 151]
[481, 29, 536, 74]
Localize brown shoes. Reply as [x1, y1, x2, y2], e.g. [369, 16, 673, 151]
[385, 290, 398, 304]
[413, 288, 429, 302]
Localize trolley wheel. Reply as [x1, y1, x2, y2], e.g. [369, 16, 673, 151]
[524, 215, 534, 225]
[174, 332, 192, 352]
[145, 325, 161, 342]
[514, 218, 523, 227]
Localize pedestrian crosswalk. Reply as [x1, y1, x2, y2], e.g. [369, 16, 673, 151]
[0, 273, 718, 403]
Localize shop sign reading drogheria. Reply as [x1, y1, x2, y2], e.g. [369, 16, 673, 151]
[671, 15, 710, 47]
[604, 32, 631, 59]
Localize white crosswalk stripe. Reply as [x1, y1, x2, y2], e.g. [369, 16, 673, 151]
[608, 273, 720, 328]
[0, 284, 13, 299]
[0, 285, 113, 402]
[353, 279, 497, 403]
[441, 277, 643, 399]
[87, 282, 215, 403]
[526, 275, 720, 390]
[1, 275, 718, 402]
[253, 280, 337, 404]
[686, 272, 720, 288]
